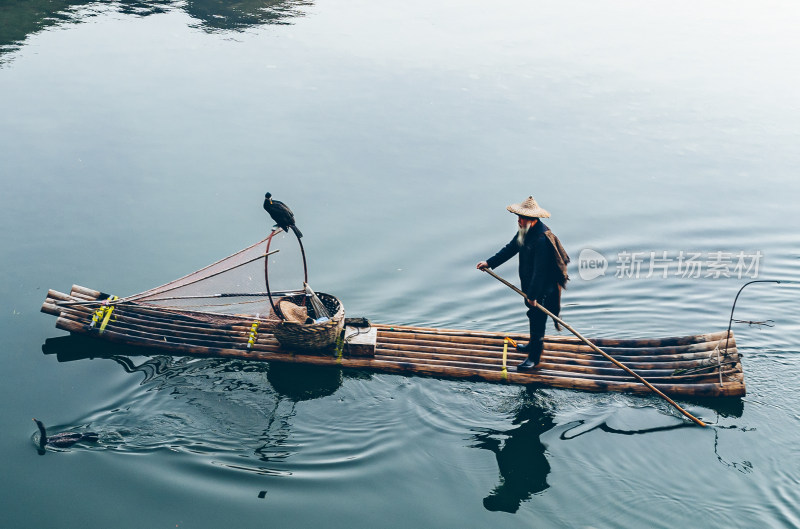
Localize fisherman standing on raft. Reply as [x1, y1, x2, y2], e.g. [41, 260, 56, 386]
[477, 196, 570, 370]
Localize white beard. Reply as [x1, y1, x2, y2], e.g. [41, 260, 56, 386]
[517, 225, 529, 246]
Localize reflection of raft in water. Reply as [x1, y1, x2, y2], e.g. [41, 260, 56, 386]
[41, 285, 745, 398]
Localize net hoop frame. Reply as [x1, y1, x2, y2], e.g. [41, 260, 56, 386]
[265, 228, 308, 320]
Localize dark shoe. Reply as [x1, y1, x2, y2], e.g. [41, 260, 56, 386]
[516, 357, 538, 371]
[516, 342, 534, 353]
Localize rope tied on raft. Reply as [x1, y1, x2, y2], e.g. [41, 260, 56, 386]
[246, 315, 260, 349]
[670, 343, 738, 379]
[502, 337, 517, 380]
[89, 295, 117, 333]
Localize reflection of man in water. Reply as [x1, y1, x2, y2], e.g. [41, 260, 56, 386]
[473, 391, 555, 513]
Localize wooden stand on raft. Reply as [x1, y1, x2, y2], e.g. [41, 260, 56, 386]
[41, 284, 745, 399]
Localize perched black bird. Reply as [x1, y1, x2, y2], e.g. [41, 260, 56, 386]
[263, 192, 303, 238]
[33, 419, 99, 451]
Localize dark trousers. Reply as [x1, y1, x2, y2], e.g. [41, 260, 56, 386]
[524, 288, 555, 364]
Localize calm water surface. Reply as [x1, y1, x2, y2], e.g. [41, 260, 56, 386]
[2, 1, 799, 527]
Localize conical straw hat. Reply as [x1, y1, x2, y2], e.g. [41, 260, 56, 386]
[506, 196, 551, 218]
[279, 300, 308, 323]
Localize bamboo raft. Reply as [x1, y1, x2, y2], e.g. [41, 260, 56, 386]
[41, 285, 745, 398]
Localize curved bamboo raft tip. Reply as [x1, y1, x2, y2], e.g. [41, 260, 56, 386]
[41, 285, 746, 398]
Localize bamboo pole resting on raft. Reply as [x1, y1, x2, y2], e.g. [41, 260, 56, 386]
[481, 268, 707, 427]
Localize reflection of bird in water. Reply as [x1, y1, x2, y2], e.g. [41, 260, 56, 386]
[263, 192, 303, 238]
[33, 419, 99, 451]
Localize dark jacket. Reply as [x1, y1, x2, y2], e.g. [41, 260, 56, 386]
[486, 221, 569, 319]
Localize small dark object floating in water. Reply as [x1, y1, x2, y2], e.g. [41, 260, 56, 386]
[33, 418, 99, 450]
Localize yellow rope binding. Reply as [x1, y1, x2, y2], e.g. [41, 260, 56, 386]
[246, 317, 260, 349]
[335, 333, 345, 364]
[502, 337, 517, 380]
[90, 296, 118, 334]
[90, 308, 103, 328]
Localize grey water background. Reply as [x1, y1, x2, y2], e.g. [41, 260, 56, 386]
[2, 1, 800, 527]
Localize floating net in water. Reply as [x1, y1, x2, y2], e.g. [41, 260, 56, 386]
[121, 229, 308, 325]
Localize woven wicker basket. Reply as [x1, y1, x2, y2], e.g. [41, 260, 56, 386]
[272, 293, 345, 352]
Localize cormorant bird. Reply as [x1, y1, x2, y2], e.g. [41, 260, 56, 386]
[263, 192, 303, 238]
[33, 419, 99, 451]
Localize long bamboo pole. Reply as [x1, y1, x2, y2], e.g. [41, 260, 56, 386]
[378, 330, 731, 356]
[47, 297, 732, 380]
[482, 268, 707, 427]
[377, 323, 729, 347]
[46, 290, 736, 371]
[49, 298, 732, 377]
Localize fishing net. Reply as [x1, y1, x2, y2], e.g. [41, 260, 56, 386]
[122, 229, 309, 325]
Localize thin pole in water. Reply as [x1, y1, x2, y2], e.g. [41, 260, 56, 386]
[723, 280, 790, 355]
[481, 268, 707, 427]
